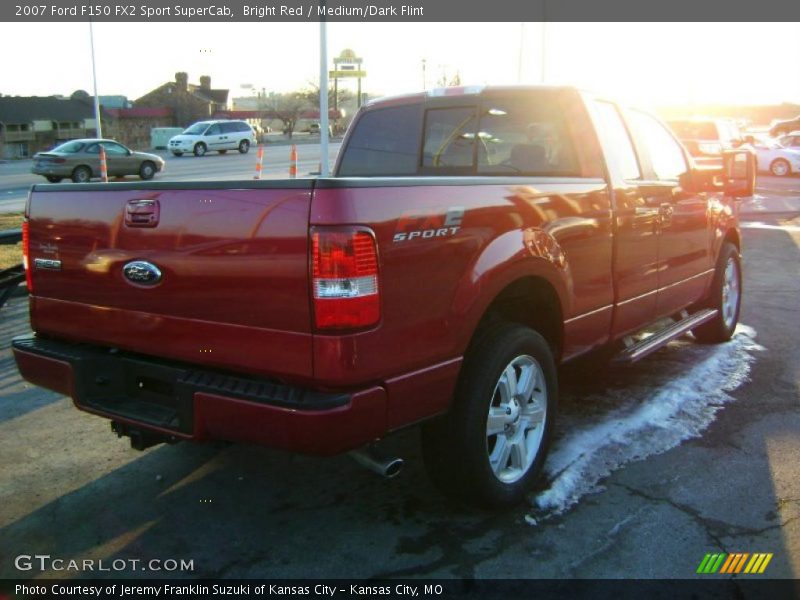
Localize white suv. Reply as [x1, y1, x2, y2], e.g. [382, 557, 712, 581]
[168, 120, 256, 157]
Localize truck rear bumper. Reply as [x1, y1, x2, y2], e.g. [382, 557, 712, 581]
[12, 334, 387, 456]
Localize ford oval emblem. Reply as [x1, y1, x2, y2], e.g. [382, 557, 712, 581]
[123, 260, 162, 286]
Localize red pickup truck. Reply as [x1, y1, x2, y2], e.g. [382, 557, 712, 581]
[13, 86, 754, 507]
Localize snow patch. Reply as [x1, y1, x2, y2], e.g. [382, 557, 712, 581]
[530, 325, 763, 518]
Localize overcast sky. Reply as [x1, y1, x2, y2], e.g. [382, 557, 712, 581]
[2, 22, 799, 108]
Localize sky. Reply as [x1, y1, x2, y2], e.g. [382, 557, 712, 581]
[1, 22, 799, 109]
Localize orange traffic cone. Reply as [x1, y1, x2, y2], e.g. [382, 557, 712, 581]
[289, 145, 298, 179]
[254, 145, 264, 180]
[99, 145, 108, 183]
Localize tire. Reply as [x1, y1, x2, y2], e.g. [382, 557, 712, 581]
[692, 242, 742, 343]
[71, 165, 91, 183]
[193, 143, 206, 157]
[172, 151, 183, 157]
[238, 140, 250, 154]
[45, 176, 62, 183]
[139, 161, 156, 180]
[422, 322, 558, 508]
[770, 158, 791, 177]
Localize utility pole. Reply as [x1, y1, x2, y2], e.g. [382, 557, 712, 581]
[319, 0, 330, 176]
[517, 23, 524, 83]
[89, 19, 102, 138]
[422, 58, 427, 91]
[541, 1, 548, 84]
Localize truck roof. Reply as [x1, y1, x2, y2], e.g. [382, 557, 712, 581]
[365, 85, 576, 109]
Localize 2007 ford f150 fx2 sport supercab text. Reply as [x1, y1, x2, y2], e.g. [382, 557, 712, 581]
[13, 87, 755, 507]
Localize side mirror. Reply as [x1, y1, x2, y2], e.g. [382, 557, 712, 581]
[722, 148, 755, 198]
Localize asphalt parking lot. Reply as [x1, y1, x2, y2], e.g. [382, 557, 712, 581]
[0, 139, 343, 213]
[0, 162, 798, 582]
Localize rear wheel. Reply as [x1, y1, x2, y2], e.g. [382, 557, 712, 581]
[193, 143, 206, 157]
[693, 242, 742, 343]
[71, 165, 91, 183]
[770, 158, 791, 177]
[422, 322, 557, 508]
[139, 161, 156, 180]
[238, 140, 250, 154]
[45, 176, 62, 183]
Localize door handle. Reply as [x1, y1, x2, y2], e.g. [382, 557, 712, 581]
[658, 203, 674, 227]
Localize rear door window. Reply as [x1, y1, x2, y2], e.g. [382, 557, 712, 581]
[337, 104, 423, 176]
[475, 97, 579, 176]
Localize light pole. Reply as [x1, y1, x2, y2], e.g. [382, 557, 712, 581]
[89, 19, 102, 138]
[541, 1, 548, 84]
[319, 1, 330, 176]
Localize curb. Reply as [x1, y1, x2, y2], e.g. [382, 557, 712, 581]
[755, 188, 800, 197]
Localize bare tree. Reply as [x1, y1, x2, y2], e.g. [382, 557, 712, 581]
[272, 92, 309, 139]
[302, 81, 355, 133]
[302, 81, 354, 111]
[436, 68, 462, 88]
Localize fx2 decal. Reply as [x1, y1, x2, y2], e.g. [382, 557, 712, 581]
[393, 206, 465, 243]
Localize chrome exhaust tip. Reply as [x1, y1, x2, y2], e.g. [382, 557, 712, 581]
[348, 445, 404, 478]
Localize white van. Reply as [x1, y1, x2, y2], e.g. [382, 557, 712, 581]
[168, 120, 256, 157]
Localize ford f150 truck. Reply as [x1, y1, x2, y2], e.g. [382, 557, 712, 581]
[13, 86, 755, 507]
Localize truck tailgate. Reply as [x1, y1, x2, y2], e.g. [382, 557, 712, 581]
[26, 181, 314, 381]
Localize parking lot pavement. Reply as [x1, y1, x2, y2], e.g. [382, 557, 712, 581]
[0, 216, 799, 580]
[0, 142, 343, 214]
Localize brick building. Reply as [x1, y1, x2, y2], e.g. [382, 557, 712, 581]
[135, 72, 229, 127]
[103, 107, 173, 149]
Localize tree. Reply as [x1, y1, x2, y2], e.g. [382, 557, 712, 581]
[436, 69, 462, 88]
[272, 92, 309, 139]
[302, 81, 354, 113]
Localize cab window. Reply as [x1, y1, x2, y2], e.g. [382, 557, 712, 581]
[592, 101, 641, 181]
[337, 104, 423, 176]
[421, 107, 477, 171]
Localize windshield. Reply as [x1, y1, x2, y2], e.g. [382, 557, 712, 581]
[668, 121, 718, 140]
[183, 122, 210, 135]
[51, 140, 86, 153]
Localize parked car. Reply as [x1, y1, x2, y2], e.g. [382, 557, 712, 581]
[778, 132, 800, 150]
[168, 120, 256, 156]
[667, 118, 744, 166]
[31, 139, 165, 183]
[769, 116, 800, 137]
[753, 138, 800, 177]
[14, 86, 754, 508]
[309, 122, 333, 136]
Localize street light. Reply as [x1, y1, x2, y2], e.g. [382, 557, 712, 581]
[88, 19, 102, 138]
[319, 0, 330, 176]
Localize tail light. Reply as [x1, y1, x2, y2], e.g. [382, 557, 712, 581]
[312, 229, 379, 330]
[22, 219, 33, 292]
